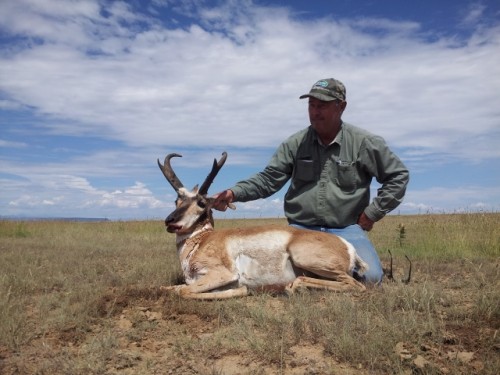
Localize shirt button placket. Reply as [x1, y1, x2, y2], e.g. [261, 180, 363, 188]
[318, 172, 328, 214]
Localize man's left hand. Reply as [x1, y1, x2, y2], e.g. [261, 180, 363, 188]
[358, 212, 374, 231]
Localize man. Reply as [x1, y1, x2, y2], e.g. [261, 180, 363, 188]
[214, 78, 409, 284]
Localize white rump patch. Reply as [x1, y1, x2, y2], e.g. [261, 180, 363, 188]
[338, 237, 358, 272]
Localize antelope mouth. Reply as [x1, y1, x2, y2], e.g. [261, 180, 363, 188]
[166, 224, 183, 233]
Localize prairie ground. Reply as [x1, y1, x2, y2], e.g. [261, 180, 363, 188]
[0, 213, 499, 374]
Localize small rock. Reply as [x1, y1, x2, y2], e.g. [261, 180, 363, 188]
[117, 317, 133, 330]
[439, 297, 450, 307]
[447, 351, 474, 363]
[395, 342, 412, 360]
[413, 355, 431, 369]
[457, 351, 474, 363]
[146, 311, 162, 321]
[420, 343, 433, 352]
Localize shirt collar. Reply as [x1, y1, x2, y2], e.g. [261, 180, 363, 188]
[315, 122, 344, 147]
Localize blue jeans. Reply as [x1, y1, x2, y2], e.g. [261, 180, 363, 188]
[289, 223, 384, 285]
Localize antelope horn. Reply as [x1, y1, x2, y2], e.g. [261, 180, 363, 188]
[402, 255, 412, 284]
[386, 250, 395, 282]
[199, 152, 228, 195]
[158, 153, 184, 192]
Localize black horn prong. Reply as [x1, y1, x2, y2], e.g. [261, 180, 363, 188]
[385, 250, 395, 282]
[402, 255, 412, 284]
[158, 153, 184, 192]
[199, 152, 228, 195]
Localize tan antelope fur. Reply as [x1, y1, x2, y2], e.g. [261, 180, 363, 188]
[158, 152, 368, 299]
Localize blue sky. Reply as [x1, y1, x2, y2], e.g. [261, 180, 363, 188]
[1, 0, 499, 220]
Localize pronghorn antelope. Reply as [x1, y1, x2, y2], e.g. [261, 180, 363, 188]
[158, 152, 369, 299]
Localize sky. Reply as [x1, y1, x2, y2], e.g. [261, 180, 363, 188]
[1, 0, 499, 221]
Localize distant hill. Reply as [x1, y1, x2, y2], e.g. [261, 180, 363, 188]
[0, 216, 110, 222]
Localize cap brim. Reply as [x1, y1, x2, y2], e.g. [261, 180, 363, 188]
[299, 93, 337, 101]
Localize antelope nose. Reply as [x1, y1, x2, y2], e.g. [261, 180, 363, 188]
[165, 213, 176, 225]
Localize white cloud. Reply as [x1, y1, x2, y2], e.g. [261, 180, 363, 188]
[401, 186, 500, 214]
[0, 0, 498, 162]
[0, 100, 25, 110]
[0, 0, 499, 219]
[214, 196, 286, 219]
[460, 2, 486, 27]
[96, 182, 166, 209]
[0, 139, 27, 148]
[4, 172, 170, 219]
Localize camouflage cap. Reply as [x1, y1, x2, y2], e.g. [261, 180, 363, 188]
[299, 78, 346, 102]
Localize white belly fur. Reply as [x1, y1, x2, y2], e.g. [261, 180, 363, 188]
[226, 231, 297, 288]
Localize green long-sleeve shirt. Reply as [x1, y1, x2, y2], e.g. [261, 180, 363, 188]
[230, 122, 409, 227]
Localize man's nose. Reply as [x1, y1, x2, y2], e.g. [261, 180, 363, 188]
[309, 106, 320, 116]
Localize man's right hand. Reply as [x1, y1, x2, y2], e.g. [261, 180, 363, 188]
[212, 190, 236, 211]
[357, 212, 375, 231]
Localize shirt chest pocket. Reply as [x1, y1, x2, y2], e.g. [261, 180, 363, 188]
[295, 159, 315, 182]
[335, 161, 358, 194]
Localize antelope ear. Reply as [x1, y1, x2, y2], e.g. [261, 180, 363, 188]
[192, 184, 199, 193]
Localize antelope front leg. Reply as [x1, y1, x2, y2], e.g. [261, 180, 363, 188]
[166, 267, 247, 299]
[182, 286, 248, 300]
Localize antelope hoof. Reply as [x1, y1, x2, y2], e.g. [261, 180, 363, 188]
[285, 281, 298, 296]
[160, 285, 182, 294]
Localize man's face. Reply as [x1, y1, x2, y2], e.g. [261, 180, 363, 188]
[308, 97, 345, 130]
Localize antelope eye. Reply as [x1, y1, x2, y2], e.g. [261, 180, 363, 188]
[197, 200, 206, 208]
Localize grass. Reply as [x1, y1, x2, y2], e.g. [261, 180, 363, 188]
[0, 213, 499, 374]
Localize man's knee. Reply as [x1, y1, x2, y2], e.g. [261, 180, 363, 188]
[356, 262, 383, 285]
